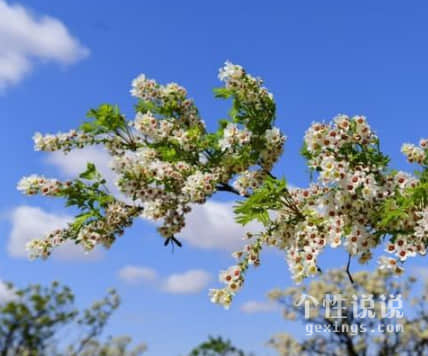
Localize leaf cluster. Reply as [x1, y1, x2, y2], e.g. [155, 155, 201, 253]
[188, 336, 248, 356]
[80, 104, 126, 135]
[234, 176, 287, 226]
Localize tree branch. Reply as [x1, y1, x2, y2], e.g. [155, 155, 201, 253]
[216, 183, 249, 198]
[263, 168, 277, 180]
[346, 253, 354, 284]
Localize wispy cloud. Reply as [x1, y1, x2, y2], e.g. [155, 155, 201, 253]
[162, 270, 211, 294]
[118, 265, 211, 295]
[118, 265, 158, 285]
[240, 300, 278, 314]
[0, 0, 89, 89]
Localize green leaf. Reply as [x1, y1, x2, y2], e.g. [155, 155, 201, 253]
[79, 163, 98, 180]
[234, 176, 287, 226]
[71, 212, 95, 232]
[80, 122, 97, 133]
[213, 87, 233, 99]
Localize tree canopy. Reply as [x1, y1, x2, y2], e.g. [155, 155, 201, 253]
[0, 282, 146, 356]
[188, 336, 250, 356]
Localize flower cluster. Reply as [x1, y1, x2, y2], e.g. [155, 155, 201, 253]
[131, 74, 203, 129]
[401, 138, 428, 165]
[232, 170, 265, 196]
[210, 234, 262, 309]
[130, 74, 159, 101]
[182, 172, 219, 203]
[33, 130, 94, 152]
[217, 61, 274, 120]
[17, 175, 68, 196]
[219, 123, 252, 152]
[209, 264, 244, 309]
[133, 112, 200, 151]
[261, 127, 287, 170]
[304, 115, 377, 169]
[218, 61, 245, 87]
[415, 208, 428, 240]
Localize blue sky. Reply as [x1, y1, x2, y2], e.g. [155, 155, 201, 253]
[1, 0, 428, 355]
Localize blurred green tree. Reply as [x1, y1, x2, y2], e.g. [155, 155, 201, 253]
[188, 336, 251, 356]
[0, 282, 146, 356]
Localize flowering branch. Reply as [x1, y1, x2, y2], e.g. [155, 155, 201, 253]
[18, 61, 428, 308]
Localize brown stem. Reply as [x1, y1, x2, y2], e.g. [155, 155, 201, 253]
[346, 253, 354, 284]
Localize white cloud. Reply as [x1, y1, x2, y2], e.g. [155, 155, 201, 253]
[240, 300, 278, 314]
[178, 201, 260, 251]
[45, 146, 126, 201]
[118, 266, 212, 295]
[46, 146, 115, 191]
[46, 146, 111, 179]
[118, 265, 158, 285]
[162, 269, 211, 294]
[0, 0, 89, 89]
[8, 205, 102, 261]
